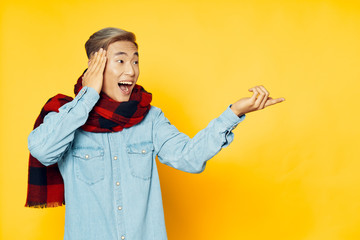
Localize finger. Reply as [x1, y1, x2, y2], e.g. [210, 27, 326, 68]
[91, 48, 104, 71]
[82, 73, 87, 81]
[94, 49, 106, 73]
[254, 86, 265, 108]
[93, 49, 104, 71]
[99, 52, 107, 72]
[264, 97, 285, 107]
[249, 87, 258, 103]
[259, 85, 269, 109]
[87, 51, 99, 72]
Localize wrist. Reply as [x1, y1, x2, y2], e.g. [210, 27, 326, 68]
[85, 85, 101, 95]
[230, 105, 244, 117]
[85, 84, 101, 94]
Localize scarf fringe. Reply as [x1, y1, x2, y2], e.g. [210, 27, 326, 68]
[25, 201, 65, 208]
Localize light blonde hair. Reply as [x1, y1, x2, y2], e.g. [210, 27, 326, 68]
[85, 27, 138, 58]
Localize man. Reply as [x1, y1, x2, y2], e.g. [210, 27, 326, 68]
[26, 27, 285, 240]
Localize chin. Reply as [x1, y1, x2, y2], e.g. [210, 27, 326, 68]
[104, 85, 134, 102]
[113, 92, 131, 102]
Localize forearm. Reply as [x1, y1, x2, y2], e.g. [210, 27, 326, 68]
[154, 106, 245, 173]
[28, 87, 99, 166]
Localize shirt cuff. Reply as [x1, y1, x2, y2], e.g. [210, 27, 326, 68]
[77, 86, 100, 110]
[217, 105, 246, 131]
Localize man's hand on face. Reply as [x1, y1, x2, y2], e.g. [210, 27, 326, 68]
[82, 48, 107, 94]
[230, 85, 285, 116]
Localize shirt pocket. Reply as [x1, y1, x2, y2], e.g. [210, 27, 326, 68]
[126, 142, 154, 180]
[73, 148, 105, 185]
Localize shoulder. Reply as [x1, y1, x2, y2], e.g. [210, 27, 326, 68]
[149, 105, 162, 114]
[140, 106, 169, 129]
[145, 105, 163, 120]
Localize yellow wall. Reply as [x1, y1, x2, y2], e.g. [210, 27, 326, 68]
[1, 0, 360, 239]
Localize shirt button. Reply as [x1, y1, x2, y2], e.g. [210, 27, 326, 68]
[121, 236, 125, 240]
[141, 150, 146, 154]
[113, 156, 118, 160]
[85, 154, 89, 159]
[118, 206, 122, 210]
[116, 182, 120, 186]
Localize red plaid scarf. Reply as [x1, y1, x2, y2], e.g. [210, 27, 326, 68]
[25, 71, 152, 208]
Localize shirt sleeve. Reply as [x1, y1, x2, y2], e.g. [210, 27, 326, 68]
[153, 106, 246, 173]
[28, 87, 100, 166]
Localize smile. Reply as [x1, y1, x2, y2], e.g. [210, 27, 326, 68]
[118, 81, 133, 95]
[118, 81, 133, 85]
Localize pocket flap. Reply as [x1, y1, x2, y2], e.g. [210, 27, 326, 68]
[126, 142, 154, 154]
[72, 148, 104, 159]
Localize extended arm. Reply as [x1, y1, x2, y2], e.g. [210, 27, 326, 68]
[153, 85, 284, 173]
[153, 106, 244, 173]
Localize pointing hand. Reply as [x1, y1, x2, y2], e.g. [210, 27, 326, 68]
[230, 85, 285, 116]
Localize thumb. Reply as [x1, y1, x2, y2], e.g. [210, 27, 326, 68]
[264, 97, 285, 107]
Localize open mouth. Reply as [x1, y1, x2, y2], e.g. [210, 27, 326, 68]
[118, 81, 133, 94]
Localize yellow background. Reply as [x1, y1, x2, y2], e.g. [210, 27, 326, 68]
[1, 0, 360, 239]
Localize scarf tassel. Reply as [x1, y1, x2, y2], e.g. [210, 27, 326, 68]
[25, 201, 65, 208]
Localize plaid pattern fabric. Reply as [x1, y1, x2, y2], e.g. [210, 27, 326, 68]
[25, 71, 152, 208]
[83, 85, 152, 132]
[25, 94, 72, 208]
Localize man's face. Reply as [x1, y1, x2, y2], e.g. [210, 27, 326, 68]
[102, 41, 139, 102]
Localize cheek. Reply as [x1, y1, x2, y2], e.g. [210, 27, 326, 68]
[135, 66, 140, 76]
[104, 62, 116, 75]
[103, 64, 118, 87]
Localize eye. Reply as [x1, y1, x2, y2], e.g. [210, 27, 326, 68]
[117, 60, 124, 63]
[133, 61, 139, 65]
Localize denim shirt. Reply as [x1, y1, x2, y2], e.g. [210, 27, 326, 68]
[28, 86, 245, 240]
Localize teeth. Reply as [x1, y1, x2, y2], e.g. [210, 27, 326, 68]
[119, 81, 132, 85]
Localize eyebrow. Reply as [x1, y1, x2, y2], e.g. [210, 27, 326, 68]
[114, 51, 139, 56]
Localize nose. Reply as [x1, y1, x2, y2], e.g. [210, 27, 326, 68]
[124, 61, 135, 76]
